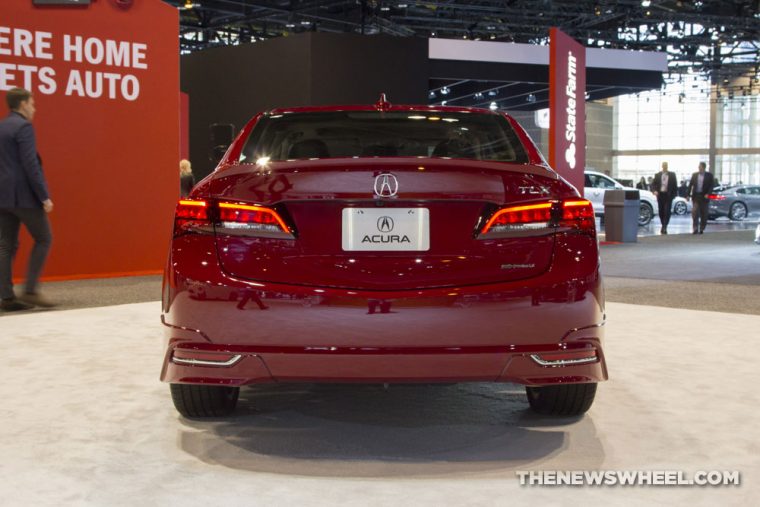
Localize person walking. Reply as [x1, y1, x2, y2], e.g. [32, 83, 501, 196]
[652, 161, 678, 234]
[686, 161, 715, 235]
[179, 159, 195, 198]
[0, 88, 55, 311]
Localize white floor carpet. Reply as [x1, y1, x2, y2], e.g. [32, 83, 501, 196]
[1, 302, 757, 506]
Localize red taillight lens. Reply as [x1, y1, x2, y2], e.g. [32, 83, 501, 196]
[481, 203, 553, 234]
[479, 199, 595, 237]
[561, 199, 595, 232]
[174, 200, 210, 237]
[706, 194, 724, 200]
[176, 199, 209, 220]
[173, 199, 294, 238]
[218, 202, 290, 233]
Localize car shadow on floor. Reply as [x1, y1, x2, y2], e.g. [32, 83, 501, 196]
[175, 383, 605, 477]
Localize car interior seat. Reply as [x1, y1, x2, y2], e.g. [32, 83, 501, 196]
[288, 139, 330, 159]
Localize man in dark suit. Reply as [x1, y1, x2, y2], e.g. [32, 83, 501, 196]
[686, 161, 715, 235]
[0, 88, 55, 311]
[652, 161, 678, 234]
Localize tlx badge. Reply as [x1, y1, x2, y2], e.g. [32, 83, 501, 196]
[373, 173, 399, 197]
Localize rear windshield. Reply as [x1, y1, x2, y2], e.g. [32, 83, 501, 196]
[240, 111, 529, 164]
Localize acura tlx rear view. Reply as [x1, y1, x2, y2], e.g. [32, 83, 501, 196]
[161, 102, 607, 419]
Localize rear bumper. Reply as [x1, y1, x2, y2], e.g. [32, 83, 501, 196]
[161, 321, 606, 385]
[161, 233, 607, 386]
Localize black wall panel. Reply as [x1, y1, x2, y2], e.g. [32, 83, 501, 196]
[181, 33, 428, 179]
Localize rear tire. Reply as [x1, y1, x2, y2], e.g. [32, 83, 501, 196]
[525, 383, 597, 416]
[673, 201, 687, 215]
[170, 383, 240, 417]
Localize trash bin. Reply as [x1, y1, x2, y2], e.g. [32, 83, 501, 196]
[603, 189, 639, 242]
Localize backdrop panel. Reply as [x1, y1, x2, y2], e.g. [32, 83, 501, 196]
[0, 0, 178, 279]
[549, 28, 586, 195]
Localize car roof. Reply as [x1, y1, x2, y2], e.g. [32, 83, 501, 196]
[267, 103, 508, 117]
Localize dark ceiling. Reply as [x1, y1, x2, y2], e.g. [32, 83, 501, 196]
[163, 0, 760, 106]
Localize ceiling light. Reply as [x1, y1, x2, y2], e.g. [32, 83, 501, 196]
[526, 93, 536, 103]
[428, 91, 436, 99]
[489, 102, 498, 110]
[641, 0, 651, 6]
[440, 86, 450, 95]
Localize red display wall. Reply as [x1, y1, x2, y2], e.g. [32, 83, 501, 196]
[549, 27, 586, 196]
[0, 0, 178, 280]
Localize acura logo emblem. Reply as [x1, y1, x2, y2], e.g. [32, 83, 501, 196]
[377, 216, 394, 232]
[373, 173, 398, 197]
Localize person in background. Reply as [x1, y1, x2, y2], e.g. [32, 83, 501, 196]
[678, 178, 688, 198]
[636, 176, 648, 190]
[652, 161, 678, 234]
[686, 161, 715, 234]
[179, 159, 195, 198]
[646, 176, 654, 191]
[0, 88, 55, 311]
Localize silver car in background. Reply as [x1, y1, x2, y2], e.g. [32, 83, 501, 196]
[708, 185, 760, 221]
[585, 170, 658, 226]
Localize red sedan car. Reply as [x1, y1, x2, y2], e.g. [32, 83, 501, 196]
[161, 97, 608, 418]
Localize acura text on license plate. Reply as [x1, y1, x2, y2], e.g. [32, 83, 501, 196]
[342, 208, 430, 251]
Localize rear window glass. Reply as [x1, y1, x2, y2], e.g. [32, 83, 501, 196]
[240, 111, 529, 164]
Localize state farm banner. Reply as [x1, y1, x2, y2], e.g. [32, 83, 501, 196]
[549, 27, 585, 195]
[0, 0, 179, 278]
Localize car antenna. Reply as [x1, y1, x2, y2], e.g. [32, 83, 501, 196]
[375, 93, 392, 111]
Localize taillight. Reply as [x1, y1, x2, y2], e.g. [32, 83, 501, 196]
[706, 194, 724, 200]
[480, 203, 553, 234]
[479, 199, 595, 237]
[560, 199, 595, 231]
[174, 199, 210, 237]
[217, 202, 293, 237]
[176, 199, 209, 220]
[173, 199, 295, 239]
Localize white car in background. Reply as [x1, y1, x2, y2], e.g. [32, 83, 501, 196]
[584, 170, 658, 226]
[672, 196, 691, 215]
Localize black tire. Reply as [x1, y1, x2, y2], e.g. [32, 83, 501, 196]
[170, 383, 239, 417]
[728, 202, 747, 221]
[638, 203, 653, 226]
[525, 382, 597, 416]
[673, 201, 687, 215]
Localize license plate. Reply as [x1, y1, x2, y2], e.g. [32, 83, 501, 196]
[342, 208, 430, 251]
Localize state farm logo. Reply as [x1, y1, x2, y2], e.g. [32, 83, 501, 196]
[564, 50, 578, 169]
[377, 216, 394, 232]
[373, 173, 398, 197]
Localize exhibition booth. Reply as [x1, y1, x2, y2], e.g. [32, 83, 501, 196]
[1, 1, 757, 506]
